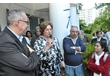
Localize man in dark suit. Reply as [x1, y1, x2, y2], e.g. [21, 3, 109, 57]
[0, 9, 40, 76]
[91, 30, 107, 45]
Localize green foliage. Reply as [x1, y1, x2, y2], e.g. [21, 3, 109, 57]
[95, 3, 110, 9]
[81, 3, 110, 69]
[82, 43, 94, 68]
[95, 3, 106, 9]
[83, 26, 93, 41]
[85, 33, 92, 42]
[40, 18, 44, 23]
[78, 3, 83, 10]
[80, 3, 110, 36]
[89, 3, 110, 33]
[79, 19, 88, 31]
[83, 27, 91, 34]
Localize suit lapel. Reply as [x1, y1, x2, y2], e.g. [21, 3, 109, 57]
[4, 27, 29, 56]
[21, 37, 30, 56]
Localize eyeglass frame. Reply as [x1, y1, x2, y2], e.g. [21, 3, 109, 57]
[18, 20, 29, 25]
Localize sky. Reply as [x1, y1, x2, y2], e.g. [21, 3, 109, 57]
[81, 3, 96, 9]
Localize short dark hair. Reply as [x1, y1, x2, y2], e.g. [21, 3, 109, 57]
[96, 41, 107, 52]
[26, 30, 32, 37]
[96, 30, 102, 35]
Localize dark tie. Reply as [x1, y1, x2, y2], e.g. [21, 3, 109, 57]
[22, 37, 29, 56]
[22, 37, 27, 45]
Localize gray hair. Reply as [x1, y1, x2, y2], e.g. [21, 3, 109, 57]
[71, 26, 78, 29]
[70, 26, 78, 30]
[7, 9, 25, 26]
[35, 26, 40, 30]
[79, 30, 84, 35]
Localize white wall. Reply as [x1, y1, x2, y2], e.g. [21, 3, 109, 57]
[70, 4, 80, 30]
[0, 3, 78, 31]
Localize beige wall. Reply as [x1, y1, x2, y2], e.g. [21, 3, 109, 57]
[0, 3, 49, 31]
[0, 3, 9, 31]
[33, 3, 48, 10]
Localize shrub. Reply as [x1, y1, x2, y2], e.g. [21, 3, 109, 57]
[82, 43, 94, 68]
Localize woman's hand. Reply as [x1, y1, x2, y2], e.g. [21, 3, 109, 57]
[61, 61, 65, 67]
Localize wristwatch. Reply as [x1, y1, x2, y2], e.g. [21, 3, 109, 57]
[72, 47, 75, 49]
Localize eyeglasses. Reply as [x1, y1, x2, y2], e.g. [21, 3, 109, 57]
[19, 20, 29, 25]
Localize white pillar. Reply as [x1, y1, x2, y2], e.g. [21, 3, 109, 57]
[49, 3, 71, 55]
[70, 3, 80, 30]
[76, 14, 79, 29]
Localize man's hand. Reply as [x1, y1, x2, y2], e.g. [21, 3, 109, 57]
[26, 44, 34, 54]
[70, 46, 75, 49]
[75, 46, 80, 51]
[76, 51, 83, 54]
[22, 53, 27, 58]
[70, 46, 80, 51]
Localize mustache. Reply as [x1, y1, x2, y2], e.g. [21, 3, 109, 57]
[73, 34, 77, 36]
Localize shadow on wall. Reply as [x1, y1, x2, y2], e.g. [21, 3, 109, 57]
[0, 25, 1, 32]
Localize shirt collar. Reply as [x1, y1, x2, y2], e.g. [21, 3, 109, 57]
[7, 27, 23, 42]
[97, 37, 101, 41]
[95, 51, 104, 60]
